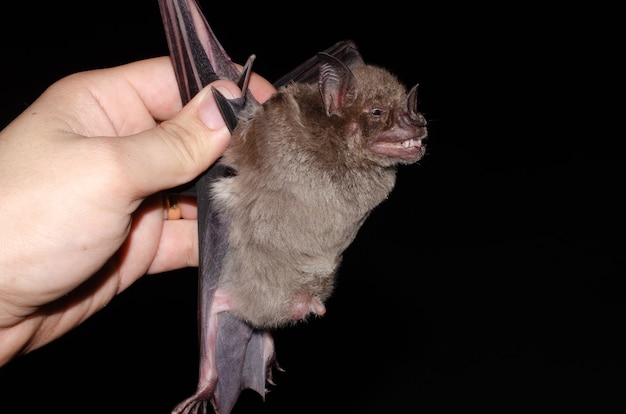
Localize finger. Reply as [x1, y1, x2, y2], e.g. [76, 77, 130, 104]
[29, 57, 185, 138]
[90, 56, 185, 123]
[248, 71, 277, 103]
[178, 196, 198, 219]
[114, 80, 242, 198]
[147, 219, 199, 274]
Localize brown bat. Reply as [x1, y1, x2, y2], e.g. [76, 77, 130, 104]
[158, 1, 427, 413]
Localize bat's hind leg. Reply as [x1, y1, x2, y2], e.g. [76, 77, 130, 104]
[172, 292, 233, 414]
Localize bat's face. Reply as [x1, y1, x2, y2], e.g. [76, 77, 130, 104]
[336, 65, 428, 168]
[363, 87, 427, 165]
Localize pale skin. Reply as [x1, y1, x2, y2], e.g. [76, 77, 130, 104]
[0, 56, 276, 366]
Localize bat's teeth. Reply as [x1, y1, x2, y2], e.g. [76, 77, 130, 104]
[401, 139, 421, 148]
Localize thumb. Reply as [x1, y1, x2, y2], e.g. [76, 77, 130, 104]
[120, 79, 241, 197]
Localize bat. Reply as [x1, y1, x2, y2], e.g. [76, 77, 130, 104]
[158, 1, 428, 413]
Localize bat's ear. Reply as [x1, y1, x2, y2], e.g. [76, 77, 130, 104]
[338, 45, 365, 69]
[317, 52, 358, 116]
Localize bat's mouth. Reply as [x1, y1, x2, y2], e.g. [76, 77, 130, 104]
[401, 138, 422, 148]
[371, 137, 426, 162]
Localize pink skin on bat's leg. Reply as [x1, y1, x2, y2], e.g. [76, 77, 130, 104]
[198, 290, 233, 394]
[172, 290, 234, 414]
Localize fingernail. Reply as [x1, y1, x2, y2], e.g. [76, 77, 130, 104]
[199, 85, 234, 130]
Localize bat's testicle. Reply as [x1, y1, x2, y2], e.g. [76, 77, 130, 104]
[212, 288, 324, 324]
[289, 294, 326, 321]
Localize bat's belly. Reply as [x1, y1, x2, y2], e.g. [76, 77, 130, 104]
[218, 242, 338, 328]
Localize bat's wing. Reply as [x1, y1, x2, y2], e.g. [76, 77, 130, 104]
[160, 3, 268, 414]
[158, 1, 363, 413]
[272, 39, 363, 88]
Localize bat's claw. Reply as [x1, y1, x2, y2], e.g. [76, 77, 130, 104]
[266, 358, 285, 387]
[273, 360, 286, 373]
[237, 54, 255, 94]
[211, 88, 243, 133]
[211, 54, 256, 133]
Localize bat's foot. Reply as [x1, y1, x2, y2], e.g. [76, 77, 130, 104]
[266, 355, 286, 387]
[171, 394, 209, 414]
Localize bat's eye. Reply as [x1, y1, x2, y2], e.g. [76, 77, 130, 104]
[371, 108, 385, 116]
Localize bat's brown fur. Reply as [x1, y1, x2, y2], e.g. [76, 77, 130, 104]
[210, 58, 427, 328]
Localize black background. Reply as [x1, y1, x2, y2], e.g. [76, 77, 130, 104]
[1, 1, 623, 413]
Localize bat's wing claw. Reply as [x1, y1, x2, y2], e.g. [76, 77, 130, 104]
[211, 54, 257, 133]
[237, 54, 256, 93]
[211, 87, 245, 134]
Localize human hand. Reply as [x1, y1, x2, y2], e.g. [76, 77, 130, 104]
[0, 56, 276, 366]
